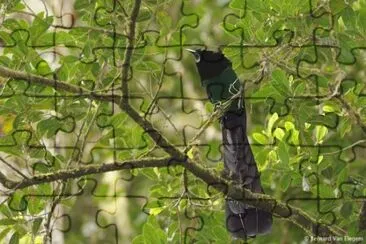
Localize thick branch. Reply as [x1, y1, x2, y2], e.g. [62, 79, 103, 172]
[113, 1, 182, 157]
[0, 155, 343, 237]
[183, 159, 344, 237]
[120, 0, 142, 104]
[120, 102, 184, 157]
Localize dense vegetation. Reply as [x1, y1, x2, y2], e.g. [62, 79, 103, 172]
[0, 0, 365, 243]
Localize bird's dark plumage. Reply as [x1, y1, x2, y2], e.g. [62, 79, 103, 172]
[192, 50, 232, 81]
[188, 49, 273, 239]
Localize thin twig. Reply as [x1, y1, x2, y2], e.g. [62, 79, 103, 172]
[183, 92, 241, 154]
[322, 140, 366, 156]
[0, 157, 29, 179]
[0, 65, 120, 103]
[5, 157, 176, 190]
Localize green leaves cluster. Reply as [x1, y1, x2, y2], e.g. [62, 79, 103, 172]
[0, 0, 364, 243]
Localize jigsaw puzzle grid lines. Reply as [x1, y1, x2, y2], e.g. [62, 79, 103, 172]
[0, 0, 364, 243]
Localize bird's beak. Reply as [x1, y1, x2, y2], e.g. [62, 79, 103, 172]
[185, 48, 197, 54]
[185, 49, 200, 63]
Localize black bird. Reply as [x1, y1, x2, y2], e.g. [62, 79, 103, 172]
[187, 49, 273, 239]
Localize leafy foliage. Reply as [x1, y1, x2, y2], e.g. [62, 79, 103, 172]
[0, 0, 364, 243]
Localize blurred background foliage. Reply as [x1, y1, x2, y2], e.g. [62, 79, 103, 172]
[0, 0, 365, 243]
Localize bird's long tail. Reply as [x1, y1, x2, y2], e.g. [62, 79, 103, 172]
[221, 111, 273, 239]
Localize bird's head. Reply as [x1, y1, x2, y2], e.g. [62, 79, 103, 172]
[186, 49, 232, 81]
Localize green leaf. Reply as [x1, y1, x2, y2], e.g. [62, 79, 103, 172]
[319, 184, 334, 198]
[37, 117, 74, 138]
[2, 19, 28, 30]
[29, 12, 53, 45]
[322, 101, 341, 113]
[277, 141, 289, 166]
[271, 69, 290, 97]
[11, 2, 25, 11]
[268, 150, 277, 162]
[187, 147, 194, 159]
[28, 195, 46, 215]
[0, 205, 12, 218]
[341, 7, 356, 30]
[132, 235, 145, 244]
[110, 113, 128, 128]
[9, 232, 19, 244]
[32, 218, 43, 235]
[330, 0, 347, 14]
[19, 234, 33, 244]
[252, 133, 268, 144]
[273, 128, 285, 141]
[339, 117, 352, 138]
[322, 105, 335, 112]
[137, 7, 152, 22]
[315, 125, 328, 144]
[9, 191, 27, 211]
[284, 121, 294, 131]
[0, 228, 12, 242]
[279, 173, 291, 191]
[149, 206, 166, 216]
[252, 83, 283, 103]
[36, 60, 51, 75]
[336, 167, 348, 188]
[230, 0, 245, 9]
[317, 155, 324, 165]
[0, 219, 17, 225]
[266, 112, 278, 135]
[74, 0, 91, 9]
[293, 82, 306, 96]
[205, 102, 214, 113]
[142, 216, 166, 244]
[255, 149, 269, 171]
[340, 202, 353, 219]
[287, 124, 299, 145]
[212, 225, 229, 242]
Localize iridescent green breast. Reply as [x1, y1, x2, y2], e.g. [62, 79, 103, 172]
[201, 67, 242, 112]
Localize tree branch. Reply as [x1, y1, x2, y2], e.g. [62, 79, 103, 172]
[119, 102, 184, 157]
[0, 153, 344, 237]
[183, 159, 345, 237]
[336, 96, 366, 134]
[359, 201, 366, 231]
[4, 157, 176, 190]
[0, 65, 120, 103]
[120, 0, 141, 105]
[0, 170, 17, 189]
[0, 65, 183, 158]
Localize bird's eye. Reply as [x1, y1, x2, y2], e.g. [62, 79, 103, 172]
[193, 52, 201, 63]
